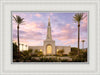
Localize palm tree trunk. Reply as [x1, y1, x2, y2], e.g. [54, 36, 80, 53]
[17, 25, 20, 57]
[78, 24, 80, 55]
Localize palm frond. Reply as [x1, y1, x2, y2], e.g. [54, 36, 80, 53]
[13, 16, 17, 23]
[13, 15, 24, 25]
[73, 13, 83, 24]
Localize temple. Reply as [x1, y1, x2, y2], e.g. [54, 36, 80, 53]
[29, 17, 71, 55]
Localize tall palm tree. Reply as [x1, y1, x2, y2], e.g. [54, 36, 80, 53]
[13, 15, 24, 57]
[73, 13, 83, 55]
[81, 40, 85, 50]
[22, 44, 24, 51]
[25, 45, 27, 50]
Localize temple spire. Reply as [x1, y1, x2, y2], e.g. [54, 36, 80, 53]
[48, 16, 50, 26]
[46, 17, 52, 40]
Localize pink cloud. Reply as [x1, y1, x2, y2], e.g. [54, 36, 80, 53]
[64, 39, 77, 45]
[13, 39, 43, 46]
[50, 13, 53, 16]
[12, 12, 88, 48]
[19, 21, 45, 33]
[66, 24, 70, 27]
[13, 21, 46, 46]
[35, 14, 42, 17]
[12, 13, 32, 19]
[52, 23, 77, 41]
[80, 13, 88, 32]
[82, 13, 88, 26]
[82, 18, 87, 27]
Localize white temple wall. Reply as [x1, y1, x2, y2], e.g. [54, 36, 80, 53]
[29, 46, 71, 55]
[55, 46, 71, 54]
[29, 46, 44, 54]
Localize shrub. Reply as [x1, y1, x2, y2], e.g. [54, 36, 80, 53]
[33, 49, 43, 56]
[69, 47, 78, 56]
[57, 49, 64, 56]
[72, 51, 87, 62]
[13, 43, 18, 60]
[62, 54, 68, 56]
[61, 59, 69, 62]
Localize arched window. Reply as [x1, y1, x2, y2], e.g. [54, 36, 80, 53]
[47, 45, 52, 54]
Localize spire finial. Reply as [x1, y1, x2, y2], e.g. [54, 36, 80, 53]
[48, 16, 50, 26]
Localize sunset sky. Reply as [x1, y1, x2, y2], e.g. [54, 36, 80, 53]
[12, 12, 88, 49]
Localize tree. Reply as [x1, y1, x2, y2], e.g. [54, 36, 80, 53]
[38, 51, 43, 56]
[34, 49, 39, 56]
[25, 45, 27, 50]
[13, 15, 24, 57]
[22, 44, 24, 51]
[13, 42, 18, 59]
[58, 49, 64, 56]
[28, 49, 33, 56]
[21, 50, 31, 61]
[81, 40, 85, 50]
[73, 13, 83, 55]
[69, 47, 78, 56]
[34, 49, 43, 56]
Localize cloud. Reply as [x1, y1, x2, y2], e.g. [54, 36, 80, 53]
[13, 21, 46, 45]
[19, 21, 46, 33]
[82, 13, 88, 27]
[12, 12, 88, 48]
[80, 13, 88, 36]
[52, 21, 87, 46]
[13, 39, 43, 46]
[52, 23, 77, 41]
[64, 39, 77, 45]
[50, 13, 53, 16]
[35, 14, 42, 17]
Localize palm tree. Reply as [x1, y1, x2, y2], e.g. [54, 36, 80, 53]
[73, 13, 83, 55]
[81, 40, 85, 50]
[13, 15, 24, 57]
[22, 44, 24, 51]
[25, 45, 27, 50]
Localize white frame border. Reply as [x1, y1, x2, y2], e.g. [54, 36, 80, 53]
[0, 0, 100, 75]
